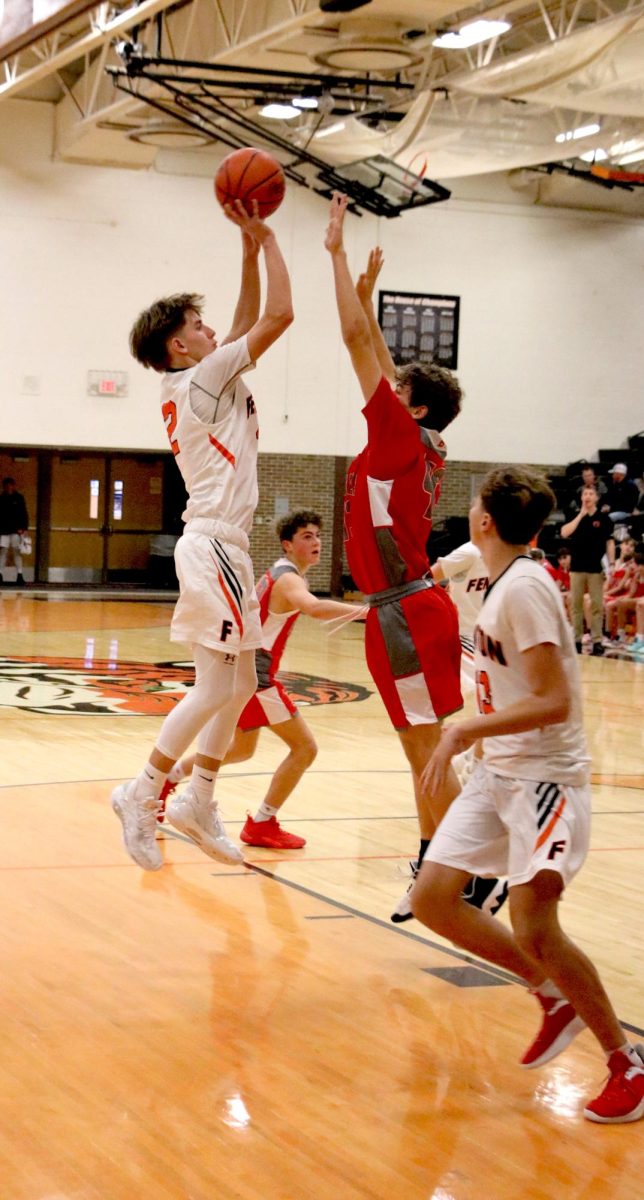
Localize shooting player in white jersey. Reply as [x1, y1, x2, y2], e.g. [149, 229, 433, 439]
[412, 465, 644, 1124]
[112, 201, 293, 872]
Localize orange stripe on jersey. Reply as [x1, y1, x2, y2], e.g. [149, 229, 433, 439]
[216, 570, 244, 636]
[208, 433, 236, 467]
[534, 792, 567, 851]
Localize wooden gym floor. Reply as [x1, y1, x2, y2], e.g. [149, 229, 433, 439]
[0, 592, 642, 1199]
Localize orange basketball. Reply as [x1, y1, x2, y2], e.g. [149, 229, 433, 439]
[214, 147, 286, 219]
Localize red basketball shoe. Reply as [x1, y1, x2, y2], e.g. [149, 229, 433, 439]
[584, 1047, 644, 1123]
[520, 993, 585, 1068]
[240, 814, 306, 849]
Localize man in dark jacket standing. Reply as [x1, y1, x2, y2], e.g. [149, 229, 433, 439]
[0, 477, 29, 585]
[561, 484, 615, 655]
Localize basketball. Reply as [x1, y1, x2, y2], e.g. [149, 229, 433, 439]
[214, 148, 286, 219]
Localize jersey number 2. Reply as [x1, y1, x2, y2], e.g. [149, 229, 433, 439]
[162, 400, 180, 457]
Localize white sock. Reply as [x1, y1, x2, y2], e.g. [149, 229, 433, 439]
[134, 762, 166, 801]
[168, 759, 188, 784]
[190, 765, 216, 805]
[533, 979, 563, 1000]
[254, 801, 279, 824]
[614, 1042, 643, 1067]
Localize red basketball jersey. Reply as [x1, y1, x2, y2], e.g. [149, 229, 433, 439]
[344, 376, 446, 594]
[254, 558, 301, 688]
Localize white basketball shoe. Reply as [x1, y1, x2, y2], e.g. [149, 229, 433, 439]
[111, 780, 162, 871]
[166, 786, 244, 865]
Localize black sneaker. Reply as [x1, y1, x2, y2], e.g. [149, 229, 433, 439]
[16, 574, 25, 586]
[575, 641, 583, 654]
[592, 642, 605, 657]
[463, 876, 509, 915]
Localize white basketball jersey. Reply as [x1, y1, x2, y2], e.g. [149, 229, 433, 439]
[474, 556, 589, 785]
[436, 540, 488, 638]
[160, 336, 258, 533]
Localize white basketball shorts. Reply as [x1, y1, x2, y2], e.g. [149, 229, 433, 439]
[425, 762, 591, 889]
[171, 529, 261, 655]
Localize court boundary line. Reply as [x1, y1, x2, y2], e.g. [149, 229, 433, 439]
[244, 862, 644, 1037]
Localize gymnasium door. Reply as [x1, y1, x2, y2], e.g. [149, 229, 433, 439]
[105, 456, 165, 582]
[49, 454, 106, 582]
[47, 453, 166, 584]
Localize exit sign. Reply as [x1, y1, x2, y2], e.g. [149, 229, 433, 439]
[88, 370, 128, 397]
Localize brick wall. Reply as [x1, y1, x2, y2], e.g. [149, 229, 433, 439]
[251, 452, 564, 594]
[250, 453, 339, 592]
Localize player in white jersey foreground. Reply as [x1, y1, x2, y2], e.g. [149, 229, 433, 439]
[112, 201, 293, 871]
[159, 509, 364, 848]
[412, 466, 644, 1124]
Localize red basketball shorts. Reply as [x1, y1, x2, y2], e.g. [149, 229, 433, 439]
[237, 680, 297, 731]
[365, 584, 462, 730]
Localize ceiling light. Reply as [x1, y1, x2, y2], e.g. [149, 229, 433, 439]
[314, 121, 347, 139]
[578, 149, 608, 163]
[610, 139, 643, 157]
[433, 19, 511, 49]
[615, 149, 644, 166]
[292, 96, 319, 109]
[260, 103, 300, 120]
[555, 123, 601, 143]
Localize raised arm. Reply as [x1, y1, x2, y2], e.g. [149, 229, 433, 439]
[222, 230, 260, 344]
[560, 509, 584, 540]
[324, 192, 381, 403]
[356, 247, 396, 383]
[223, 200, 293, 361]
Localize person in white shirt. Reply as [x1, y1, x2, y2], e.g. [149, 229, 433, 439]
[432, 539, 488, 691]
[112, 200, 293, 872]
[412, 465, 644, 1125]
[429, 540, 507, 913]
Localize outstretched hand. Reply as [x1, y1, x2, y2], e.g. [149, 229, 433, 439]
[324, 191, 349, 253]
[223, 198, 273, 244]
[356, 247, 384, 306]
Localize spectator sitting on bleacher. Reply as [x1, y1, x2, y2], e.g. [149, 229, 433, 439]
[629, 584, 644, 656]
[630, 486, 644, 541]
[607, 548, 644, 649]
[543, 547, 572, 620]
[603, 538, 638, 641]
[542, 544, 568, 600]
[602, 463, 640, 528]
[544, 547, 571, 592]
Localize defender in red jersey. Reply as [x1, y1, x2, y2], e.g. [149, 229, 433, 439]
[160, 510, 363, 849]
[326, 193, 469, 921]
